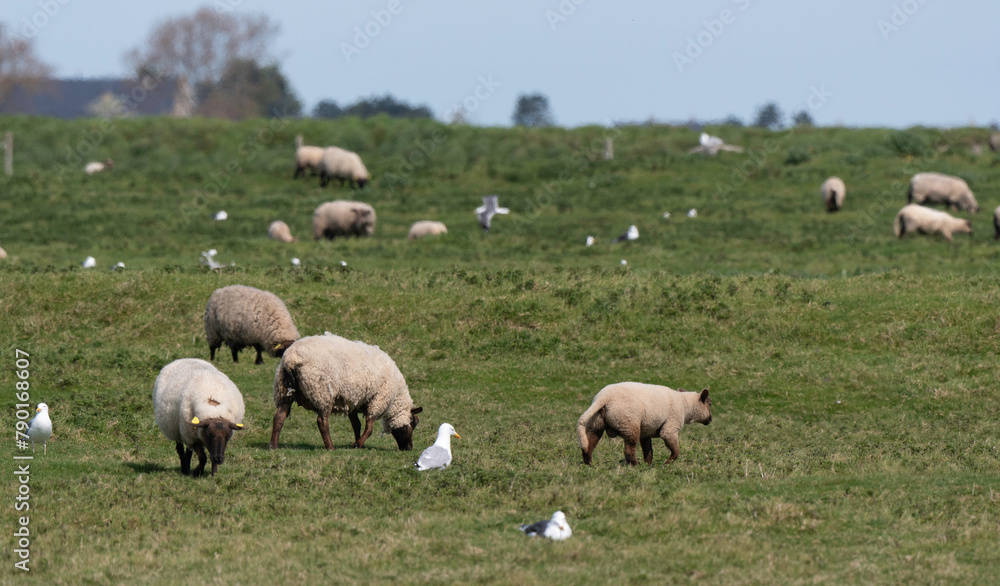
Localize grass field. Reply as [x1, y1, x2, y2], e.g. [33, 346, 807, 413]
[2, 116, 1000, 584]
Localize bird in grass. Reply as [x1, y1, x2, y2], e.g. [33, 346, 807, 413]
[586, 235, 595, 247]
[26, 403, 52, 454]
[687, 208, 697, 218]
[200, 249, 233, 270]
[613, 225, 639, 243]
[81, 256, 96, 268]
[699, 133, 724, 149]
[475, 195, 509, 233]
[520, 511, 572, 541]
[212, 210, 228, 221]
[415, 423, 460, 470]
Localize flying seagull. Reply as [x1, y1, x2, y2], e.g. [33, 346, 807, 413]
[520, 511, 572, 541]
[200, 249, 232, 270]
[415, 423, 460, 470]
[475, 195, 509, 233]
[26, 403, 52, 454]
[613, 225, 639, 243]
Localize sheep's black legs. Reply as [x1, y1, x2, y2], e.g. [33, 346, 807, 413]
[192, 442, 208, 477]
[663, 436, 680, 464]
[581, 430, 602, 465]
[349, 412, 375, 448]
[640, 438, 654, 465]
[209, 345, 218, 361]
[230, 344, 241, 363]
[253, 345, 264, 365]
[269, 403, 292, 449]
[176, 442, 192, 475]
[316, 412, 335, 450]
[623, 440, 639, 466]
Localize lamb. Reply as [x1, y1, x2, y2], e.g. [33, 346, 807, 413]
[907, 172, 980, 213]
[84, 159, 113, 175]
[293, 134, 325, 179]
[312, 200, 376, 239]
[893, 204, 972, 242]
[820, 176, 846, 212]
[407, 220, 448, 241]
[204, 285, 300, 364]
[268, 220, 297, 243]
[269, 334, 423, 452]
[152, 358, 245, 477]
[994, 205, 1000, 240]
[318, 146, 370, 189]
[577, 382, 712, 466]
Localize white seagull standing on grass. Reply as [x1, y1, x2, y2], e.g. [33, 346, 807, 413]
[415, 423, 460, 470]
[26, 403, 52, 454]
[520, 511, 572, 541]
[613, 225, 639, 243]
[212, 210, 228, 221]
[475, 195, 509, 233]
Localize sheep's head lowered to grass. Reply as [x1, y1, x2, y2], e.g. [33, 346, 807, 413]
[389, 407, 423, 451]
[191, 416, 245, 476]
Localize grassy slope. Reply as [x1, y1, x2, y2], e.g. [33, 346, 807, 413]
[1, 117, 999, 583]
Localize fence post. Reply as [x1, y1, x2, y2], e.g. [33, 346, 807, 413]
[2, 132, 11, 176]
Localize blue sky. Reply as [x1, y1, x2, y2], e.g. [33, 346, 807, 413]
[12, 0, 1000, 128]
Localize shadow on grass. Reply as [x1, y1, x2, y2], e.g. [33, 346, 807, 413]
[125, 462, 173, 474]
[248, 441, 399, 452]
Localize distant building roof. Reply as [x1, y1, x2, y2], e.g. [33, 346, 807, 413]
[0, 77, 193, 118]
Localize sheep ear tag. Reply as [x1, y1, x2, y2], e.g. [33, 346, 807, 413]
[191, 417, 200, 425]
[236, 423, 243, 428]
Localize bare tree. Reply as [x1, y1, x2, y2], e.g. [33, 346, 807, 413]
[0, 22, 53, 106]
[123, 7, 279, 89]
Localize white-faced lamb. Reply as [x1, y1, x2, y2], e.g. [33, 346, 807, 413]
[318, 146, 370, 189]
[407, 220, 448, 241]
[152, 358, 245, 477]
[269, 334, 423, 452]
[907, 172, 980, 213]
[204, 285, 300, 364]
[820, 176, 846, 212]
[293, 134, 325, 179]
[268, 220, 297, 243]
[893, 204, 972, 242]
[577, 382, 712, 466]
[312, 200, 376, 239]
[84, 159, 113, 175]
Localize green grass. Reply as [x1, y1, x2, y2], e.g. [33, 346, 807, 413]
[1, 117, 1000, 583]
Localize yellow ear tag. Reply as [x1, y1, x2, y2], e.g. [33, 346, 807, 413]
[191, 417, 200, 425]
[274, 343, 282, 350]
[236, 423, 244, 428]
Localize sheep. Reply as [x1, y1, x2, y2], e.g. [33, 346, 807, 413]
[577, 382, 712, 466]
[0, 246, 6, 259]
[312, 200, 376, 239]
[907, 172, 980, 213]
[407, 220, 448, 241]
[293, 134, 325, 179]
[893, 204, 972, 242]
[994, 205, 1000, 240]
[318, 146, 370, 189]
[268, 220, 297, 243]
[84, 159, 113, 175]
[204, 285, 300, 365]
[152, 358, 245, 477]
[269, 334, 423, 452]
[820, 176, 846, 212]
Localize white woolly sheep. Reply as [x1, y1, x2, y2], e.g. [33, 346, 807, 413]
[820, 176, 846, 212]
[84, 159, 113, 175]
[577, 382, 712, 466]
[907, 172, 980, 213]
[994, 205, 1000, 240]
[293, 134, 325, 179]
[893, 204, 972, 242]
[268, 220, 297, 243]
[204, 285, 300, 365]
[152, 358, 245, 477]
[408, 220, 448, 241]
[312, 200, 376, 239]
[269, 334, 423, 452]
[318, 146, 370, 189]
[0, 246, 6, 259]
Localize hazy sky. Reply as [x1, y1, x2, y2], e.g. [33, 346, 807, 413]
[12, 0, 1000, 128]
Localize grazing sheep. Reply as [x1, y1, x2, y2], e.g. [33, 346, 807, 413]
[268, 220, 297, 243]
[152, 358, 245, 477]
[204, 285, 300, 365]
[820, 176, 846, 212]
[893, 204, 972, 242]
[293, 134, 325, 179]
[407, 220, 448, 241]
[994, 205, 1000, 240]
[577, 382, 712, 466]
[318, 146, 369, 188]
[907, 172, 980, 213]
[989, 133, 1000, 153]
[84, 159, 113, 175]
[0, 246, 6, 259]
[312, 200, 376, 239]
[269, 334, 423, 452]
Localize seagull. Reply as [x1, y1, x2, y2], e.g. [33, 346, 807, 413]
[613, 225, 639, 243]
[415, 423, 460, 470]
[25, 403, 52, 454]
[586, 236, 595, 247]
[212, 211, 228, 221]
[475, 195, 509, 233]
[662, 211, 671, 219]
[200, 249, 231, 270]
[620, 259, 628, 266]
[520, 511, 572, 541]
[291, 257, 301, 266]
[111, 261, 125, 271]
[687, 208, 697, 218]
[699, 133, 724, 149]
[81, 256, 96, 268]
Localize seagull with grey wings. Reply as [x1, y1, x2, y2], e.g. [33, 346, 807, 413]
[25, 403, 52, 454]
[415, 423, 460, 470]
[613, 224, 639, 243]
[520, 511, 572, 541]
[475, 195, 509, 233]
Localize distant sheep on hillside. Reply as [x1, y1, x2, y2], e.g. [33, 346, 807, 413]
[319, 146, 369, 189]
[268, 220, 297, 243]
[312, 200, 376, 239]
[408, 220, 448, 241]
[820, 176, 846, 212]
[204, 285, 300, 364]
[894, 204, 972, 242]
[293, 135, 324, 179]
[907, 172, 980, 213]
